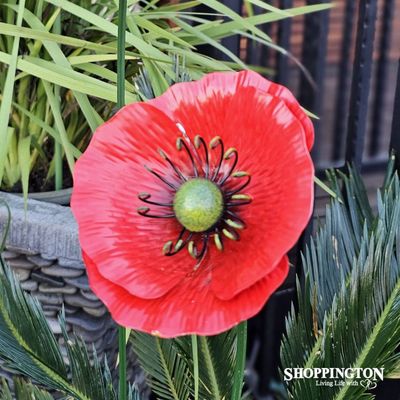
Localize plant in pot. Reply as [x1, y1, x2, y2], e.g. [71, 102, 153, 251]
[0, 0, 332, 203]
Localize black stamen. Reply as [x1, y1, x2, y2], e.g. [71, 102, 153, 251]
[226, 201, 252, 207]
[194, 135, 210, 178]
[177, 137, 199, 178]
[219, 148, 238, 186]
[144, 165, 178, 191]
[137, 207, 175, 218]
[225, 210, 246, 226]
[158, 149, 187, 182]
[226, 175, 251, 196]
[138, 133, 253, 261]
[165, 229, 193, 256]
[222, 227, 240, 241]
[138, 192, 173, 207]
[194, 234, 209, 268]
[210, 136, 224, 181]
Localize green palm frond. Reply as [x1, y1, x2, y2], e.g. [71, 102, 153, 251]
[195, 331, 238, 400]
[281, 159, 400, 400]
[131, 332, 192, 400]
[60, 313, 117, 400]
[1, 377, 55, 400]
[14, 379, 54, 400]
[0, 245, 136, 399]
[0, 378, 13, 400]
[131, 327, 240, 400]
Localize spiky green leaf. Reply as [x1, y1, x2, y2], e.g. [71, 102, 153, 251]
[281, 161, 400, 399]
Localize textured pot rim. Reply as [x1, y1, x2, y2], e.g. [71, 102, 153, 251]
[11, 188, 72, 206]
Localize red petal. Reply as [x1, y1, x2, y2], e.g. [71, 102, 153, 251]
[71, 103, 198, 299]
[72, 71, 313, 312]
[84, 251, 289, 337]
[148, 74, 313, 300]
[210, 95, 314, 300]
[149, 70, 314, 150]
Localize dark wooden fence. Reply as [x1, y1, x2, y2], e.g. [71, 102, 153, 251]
[200, 0, 400, 398]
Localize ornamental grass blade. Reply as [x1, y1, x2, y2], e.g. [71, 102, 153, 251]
[42, 81, 75, 174]
[42, 0, 172, 66]
[281, 164, 400, 400]
[0, 22, 118, 53]
[0, 0, 25, 188]
[197, 3, 332, 42]
[13, 5, 104, 131]
[17, 136, 31, 204]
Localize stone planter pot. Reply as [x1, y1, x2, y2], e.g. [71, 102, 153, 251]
[0, 192, 146, 390]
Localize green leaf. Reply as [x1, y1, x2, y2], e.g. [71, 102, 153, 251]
[14, 379, 54, 400]
[14, 6, 104, 131]
[131, 14, 192, 48]
[17, 136, 31, 203]
[42, 81, 75, 173]
[196, 4, 332, 43]
[43, 0, 173, 66]
[0, 51, 137, 103]
[0, 378, 13, 400]
[281, 165, 400, 400]
[131, 332, 192, 400]
[0, 246, 133, 399]
[10, 100, 82, 159]
[196, 0, 272, 43]
[0, 21, 118, 53]
[0, 0, 25, 187]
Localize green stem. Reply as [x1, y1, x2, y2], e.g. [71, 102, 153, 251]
[117, 1, 127, 400]
[191, 335, 199, 400]
[54, 141, 62, 191]
[232, 321, 247, 400]
[117, 0, 127, 110]
[118, 327, 127, 400]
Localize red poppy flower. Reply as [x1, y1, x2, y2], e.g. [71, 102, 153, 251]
[71, 70, 314, 338]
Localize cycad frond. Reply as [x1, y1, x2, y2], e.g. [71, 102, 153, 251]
[0, 245, 128, 399]
[281, 160, 400, 400]
[0, 378, 13, 400]
[0, 378, 54, 400]
[131, 332, 192, 400]
[131, 327, 239, 400]
[134, 55, 192, 101]
[14, 379, 54, 400]
[60, 314, 117, 400]
[186, 331, 237, 400]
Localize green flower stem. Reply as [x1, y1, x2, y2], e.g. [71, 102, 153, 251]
[117, 0, 127, 110]
[232, 321, 247, 400]
[117, 1, 127, 400]
[191, 335, 199, 400]
[118, 327, 127, 400]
